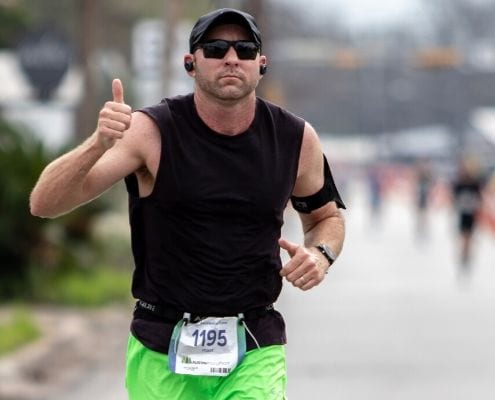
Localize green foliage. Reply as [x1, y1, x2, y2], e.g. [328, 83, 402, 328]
[0, 4, 30, 47]
[0, 118, 113, 300]
[0, 308, 40, 356]
[0, 119, 50, 298]
[0, 4, 30, 48]
[32, 266, 131, 307]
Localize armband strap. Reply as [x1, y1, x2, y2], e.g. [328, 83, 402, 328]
[290, 155, 346, 213]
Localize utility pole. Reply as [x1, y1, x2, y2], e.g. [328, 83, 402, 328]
[242, 0, 270, 98]
[163, 0, 183, 96]
[243, 0, 266, 51]
[76, 0, 97, 140]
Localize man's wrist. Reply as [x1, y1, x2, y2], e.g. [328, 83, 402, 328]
[314, 243, 336, 270]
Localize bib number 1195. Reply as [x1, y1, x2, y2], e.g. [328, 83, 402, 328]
[168, 315, 246, 376]
[192, 329, 227, 347]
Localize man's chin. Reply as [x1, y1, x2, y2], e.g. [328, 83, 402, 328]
[216, 87, 248, 101]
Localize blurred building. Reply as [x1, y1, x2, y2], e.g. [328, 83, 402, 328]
[0, 49, 83, 150]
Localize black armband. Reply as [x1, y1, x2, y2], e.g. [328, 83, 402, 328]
[290, 155, 346, 213]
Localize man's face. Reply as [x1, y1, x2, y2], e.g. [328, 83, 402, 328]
[191, 24, 264, 102]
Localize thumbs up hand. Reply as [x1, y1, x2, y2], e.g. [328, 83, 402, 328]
[279, 237, 327, 291]
[96, 78, 132, 150]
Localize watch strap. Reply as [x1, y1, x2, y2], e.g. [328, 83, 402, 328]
[315, 244, 336, 267]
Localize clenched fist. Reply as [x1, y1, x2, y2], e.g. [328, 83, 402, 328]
[96, 78, 132, 150]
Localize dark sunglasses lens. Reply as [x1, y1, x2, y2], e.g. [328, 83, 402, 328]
[202, 40, 259, 60]
[202, 41, 229, 59]
[234, 42, 259, 60]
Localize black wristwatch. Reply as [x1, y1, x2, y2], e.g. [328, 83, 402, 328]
[315, 243, 336, 267]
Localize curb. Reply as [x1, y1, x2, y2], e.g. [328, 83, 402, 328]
[0, 306, 130, 400]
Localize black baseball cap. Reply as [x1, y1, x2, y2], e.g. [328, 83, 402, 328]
[189, 8, 262, 53]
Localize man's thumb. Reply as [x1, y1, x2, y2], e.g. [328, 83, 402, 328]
[278, 237, 298, 257]
[112, 78, 124, 103]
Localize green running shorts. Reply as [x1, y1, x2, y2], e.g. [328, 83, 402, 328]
[125, 334, 287, 399]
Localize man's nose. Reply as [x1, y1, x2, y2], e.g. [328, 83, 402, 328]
[223, 45, 239, 64]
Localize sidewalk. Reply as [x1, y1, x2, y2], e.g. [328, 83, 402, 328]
[0, 305, 130, 400]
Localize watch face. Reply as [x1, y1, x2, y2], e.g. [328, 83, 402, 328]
[318, 244, 336, 262]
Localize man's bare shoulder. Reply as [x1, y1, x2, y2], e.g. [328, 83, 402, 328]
[296, 123, 323, 183]
[121, 111, 161, 170]
[128, 110, 161, 143]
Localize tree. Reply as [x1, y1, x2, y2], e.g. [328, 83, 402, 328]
[0, 3, 30, 48]
[0, 119, 48, 298]
[0, 119, 110, 299]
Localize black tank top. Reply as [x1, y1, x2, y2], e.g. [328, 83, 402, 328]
[126, 93, 304, 352]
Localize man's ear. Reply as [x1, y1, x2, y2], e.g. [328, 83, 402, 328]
[259, 55, 268, 76]
[184, 55, 195, 74]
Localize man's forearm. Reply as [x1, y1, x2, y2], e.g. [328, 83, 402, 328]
[30, 133, 105, 218]
[302, 208, 346, 258]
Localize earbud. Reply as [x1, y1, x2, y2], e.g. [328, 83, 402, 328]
[184, 61, 194, 72]
[259, 64, 267, 75]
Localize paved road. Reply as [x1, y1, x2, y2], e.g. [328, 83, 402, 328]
[14, 177, 495, 400]
[280, 181, 495, 400]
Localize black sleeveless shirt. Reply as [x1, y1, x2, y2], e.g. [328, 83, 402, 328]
[126, 93, 304, 353]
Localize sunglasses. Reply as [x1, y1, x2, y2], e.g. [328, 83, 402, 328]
[198, 40, 260, 60]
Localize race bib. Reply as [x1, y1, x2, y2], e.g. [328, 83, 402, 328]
[168, 314, 246, 376]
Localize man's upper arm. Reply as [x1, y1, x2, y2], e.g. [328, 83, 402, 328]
[83, 111, 158, 199]
[291, 123, 345, 232]
[292, 122, 325, 198]
[292, 122, 345, 208]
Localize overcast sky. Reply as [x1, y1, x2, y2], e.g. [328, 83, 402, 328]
[277, 0, 423, 28]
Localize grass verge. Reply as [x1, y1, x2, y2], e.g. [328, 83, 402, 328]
[35, 267, 132, 307]
[0, 309, 41, 356]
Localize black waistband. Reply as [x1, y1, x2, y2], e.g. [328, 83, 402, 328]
[134, 300, 274, 322]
